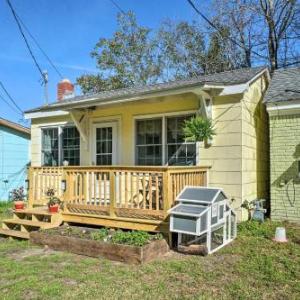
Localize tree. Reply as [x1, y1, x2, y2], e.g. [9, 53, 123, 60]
[210, 0, 299, 71]
[157, 20, 207, 79]
[77, 11, 163, 94]
[258, 0, 299, 70]
[77, 12, 243, 94]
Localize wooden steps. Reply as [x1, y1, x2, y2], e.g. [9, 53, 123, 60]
[0, 207, 63, 240]
[3, 219, 58, 229]
[0, 228, 29, 239]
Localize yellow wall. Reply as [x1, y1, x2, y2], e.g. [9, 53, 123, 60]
[30, 76, 269, 221]
[241, 76, 269, 219]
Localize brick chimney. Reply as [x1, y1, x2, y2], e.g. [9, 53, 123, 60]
[57, 79, 74, 101]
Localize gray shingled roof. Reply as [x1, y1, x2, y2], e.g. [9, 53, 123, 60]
[264, 67, 300, 103]
[25, 66, 267, 114]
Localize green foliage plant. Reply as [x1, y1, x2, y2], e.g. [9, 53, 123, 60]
[183, 116, 216, 143]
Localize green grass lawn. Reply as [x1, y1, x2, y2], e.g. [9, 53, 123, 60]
[0, 211, 299, 299]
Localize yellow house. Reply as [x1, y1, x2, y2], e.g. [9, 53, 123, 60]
[0, 67, 270, 239]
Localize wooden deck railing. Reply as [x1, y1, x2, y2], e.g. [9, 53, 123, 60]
[28, 166, 209, 220]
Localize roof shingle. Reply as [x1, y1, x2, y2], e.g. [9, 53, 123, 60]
[264, 67, 300, 103]
[25, 66, 267, 114]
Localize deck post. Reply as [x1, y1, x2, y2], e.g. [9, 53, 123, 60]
[163, 170, 172, 214]
[27, 167, 34, 208]
[109, 170, 116, 217]
[62, 168, 68, 212]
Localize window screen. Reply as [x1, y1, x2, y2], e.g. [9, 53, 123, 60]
[62, 127, 80, 165]
[42, 128, 59, 166]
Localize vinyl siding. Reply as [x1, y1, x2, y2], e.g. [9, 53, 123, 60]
[0, 126, 30, 200]
[269, 113, 300, 223]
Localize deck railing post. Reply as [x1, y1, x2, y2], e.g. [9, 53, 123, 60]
[163, 170, 172, 215]
[109, 170, 116, 217]
[27, 167, 34, 208]
[62, 167, 68, 212]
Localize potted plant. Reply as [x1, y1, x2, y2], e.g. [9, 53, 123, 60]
[11, 186, 26, 210]
[46, 188, 62, 213]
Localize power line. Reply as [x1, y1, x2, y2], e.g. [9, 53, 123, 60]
[0, 81, 23, 114]
[0, 92, 22, 115]
[14, 11, 63, 79]
[186, 0, 267, 61]
[6, 0, 46, 83]
[109, 0, 126, 14]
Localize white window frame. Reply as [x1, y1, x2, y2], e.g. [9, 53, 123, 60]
[40, 123, 80, 166]
[92, 122, 118, 165]
[134, 110, 196, 166]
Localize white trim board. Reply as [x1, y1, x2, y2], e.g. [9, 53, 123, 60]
[267, 102, 300, 116]
[25, 110, 69, 119]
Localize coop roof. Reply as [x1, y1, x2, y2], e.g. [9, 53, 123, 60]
[176, 186, 227, 205]
[169, 203, 208, 217]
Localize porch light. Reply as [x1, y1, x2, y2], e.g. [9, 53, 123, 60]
[61, 179, 67, 192]
[25, 179, 29, 190]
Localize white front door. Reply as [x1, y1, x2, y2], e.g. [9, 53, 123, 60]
[93, 122, 117, 165]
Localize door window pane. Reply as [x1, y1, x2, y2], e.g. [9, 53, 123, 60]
[136, 119, 162, 165]
[42, 128, 59, 166]
[96, 127, 113, 165]
[62, 127, 80, 166]
[166, 115, 196, 166]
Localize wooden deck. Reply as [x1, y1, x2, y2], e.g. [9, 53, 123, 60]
[27, 166, 209, 233]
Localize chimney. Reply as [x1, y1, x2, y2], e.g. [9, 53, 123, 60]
[57, 79, 74, 101]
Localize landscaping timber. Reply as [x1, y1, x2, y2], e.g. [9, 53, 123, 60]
[30, 229, 169, 264]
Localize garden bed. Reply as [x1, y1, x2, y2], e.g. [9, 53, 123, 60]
[30, 226, 169, 264]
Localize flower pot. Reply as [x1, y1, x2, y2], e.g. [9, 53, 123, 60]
[49, 204, 59, 213]
[14, 201, 24, 210]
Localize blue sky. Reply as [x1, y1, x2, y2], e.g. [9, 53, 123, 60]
[0, 0, 206, 124]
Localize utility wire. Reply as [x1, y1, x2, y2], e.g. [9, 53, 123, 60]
[14, 11, 64, 79]
[109, 0, 126, 15]
[6, 0, 46, 83]
[186, 0, 267, 60]
[0, 92, 22, 115]
[0, 81, 23, 114]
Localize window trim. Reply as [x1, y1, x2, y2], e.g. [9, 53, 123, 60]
[41, 124, 80, 166]
[134, 111, 196, 166]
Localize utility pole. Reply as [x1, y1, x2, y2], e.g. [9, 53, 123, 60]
[43, 70, 49, 105]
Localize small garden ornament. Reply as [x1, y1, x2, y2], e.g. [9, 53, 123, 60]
[11, 186, 26, 210]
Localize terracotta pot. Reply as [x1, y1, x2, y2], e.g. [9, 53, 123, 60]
[49, 204, 59, 213]
[14, 201, 24, 210]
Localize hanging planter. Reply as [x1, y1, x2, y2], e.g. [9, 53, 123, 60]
[183, 116, 215, 145]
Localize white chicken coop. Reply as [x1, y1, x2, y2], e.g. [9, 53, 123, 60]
[168, 186, 237, 254]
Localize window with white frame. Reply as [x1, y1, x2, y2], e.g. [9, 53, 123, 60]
[135, 114, 196, 166]
[62, 127, 80, 165]
[42, 126, 80, 166]
[42, 128, 59, 166]
[136, 119, 162, 165]
[166, 115, 196, 165]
